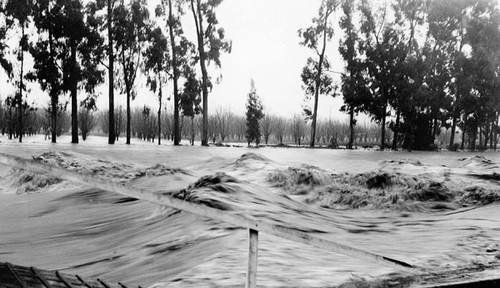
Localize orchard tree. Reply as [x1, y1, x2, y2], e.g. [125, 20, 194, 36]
[298, 0, 340, 147]
[290, 114, 307, 146]
[189, 0, 231, 146]
[245, 79, 263, 146]
[113, 0, 149, 144]
[260, 111, 273, 145]
[272, 116, 286, 145]
[215, 106, 232, 142]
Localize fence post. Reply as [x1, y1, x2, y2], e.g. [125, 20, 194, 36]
[246, 228, 259, 288]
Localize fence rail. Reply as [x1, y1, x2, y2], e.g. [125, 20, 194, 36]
[0, 152, 415, 287]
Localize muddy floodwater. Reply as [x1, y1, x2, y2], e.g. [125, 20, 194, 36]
[1, 137, 500, 287]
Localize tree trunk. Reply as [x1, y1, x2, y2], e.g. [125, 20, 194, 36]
[310, 13, 330, 148]
[461, 117, 466, 150]
[449, 116, 457, 149]
[432, 116, 438, 139]
[392, 110, 400, 151]
[489, 118, 494, 149]
[494, 114, 499, 151]
[49, 28, 57, 144]
[120, 50, 132, 145]
[107, 0, 115, 144]
[158, 74, 162, 145]
[71, 42, 79, 144]
[479, 126, 483, 150]
[191, 117, 195, 145]
[8, 107, 13, 140]
[126, 88, 131, 144]
[348, 106, 355, 149]
[191, 0, 209, 146]
[17, 26, 25, 143]
[470, 125, 477, 151]
[490, 117, 495, 150]
[380, 103, 387, 151]
[168, 0, 180, 146]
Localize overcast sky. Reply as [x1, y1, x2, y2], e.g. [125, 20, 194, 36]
[205, 0, 345, 118]
[1, 0, 349, 120]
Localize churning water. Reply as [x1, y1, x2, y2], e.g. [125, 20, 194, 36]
[1, 139, 500, 287]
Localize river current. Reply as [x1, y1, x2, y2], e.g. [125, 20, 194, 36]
[1, 140, 500, 287]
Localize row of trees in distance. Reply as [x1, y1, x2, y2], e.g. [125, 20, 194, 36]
[0, 95, 391, 148]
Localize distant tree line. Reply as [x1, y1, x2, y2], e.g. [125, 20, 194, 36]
[0, 93, 405, 148]
[90, 105, 387, 148]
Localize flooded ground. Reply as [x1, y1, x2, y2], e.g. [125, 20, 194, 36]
[1, 135, 500, 287]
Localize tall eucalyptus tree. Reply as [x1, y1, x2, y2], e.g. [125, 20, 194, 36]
[189, 0, 231, 146]
[299, 0, 340, 147]
[113, 0, 149, 144]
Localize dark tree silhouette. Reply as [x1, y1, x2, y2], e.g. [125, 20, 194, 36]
[245, 79, 264, 146]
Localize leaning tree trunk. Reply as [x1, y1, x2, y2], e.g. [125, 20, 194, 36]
[310, 13, 329, 148]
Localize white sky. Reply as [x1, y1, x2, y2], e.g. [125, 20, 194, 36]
[1, 0, 349, 120]
[207, 0, 345, 118]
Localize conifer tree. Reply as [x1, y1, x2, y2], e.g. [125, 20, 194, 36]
[245, 79, 264, 146]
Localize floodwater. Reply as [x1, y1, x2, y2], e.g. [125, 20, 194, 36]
[1, 136, 500, 287]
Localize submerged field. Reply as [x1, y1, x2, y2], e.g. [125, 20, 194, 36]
[1, 135, 500, 287]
